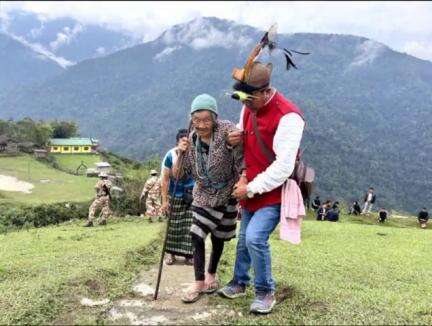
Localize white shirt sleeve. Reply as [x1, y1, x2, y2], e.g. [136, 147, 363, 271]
[236, 105, 245, 130]
[247, 113, 305, 195]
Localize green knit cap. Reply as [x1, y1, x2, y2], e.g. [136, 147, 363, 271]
[190, 94, 218, 116]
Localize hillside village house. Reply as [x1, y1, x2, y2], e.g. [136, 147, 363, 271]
[0, 135, 21, 154]
[0, 135, 7, 152]
[49, 138, 99, 154]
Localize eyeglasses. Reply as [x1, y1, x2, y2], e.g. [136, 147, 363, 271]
[192, 117, 213, 125]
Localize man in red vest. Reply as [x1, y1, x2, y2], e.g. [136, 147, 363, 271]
[218, 61, 305, 314]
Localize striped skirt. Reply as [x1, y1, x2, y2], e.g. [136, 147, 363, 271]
[165, 195, 194, 258]
[190, 198, 238, 241]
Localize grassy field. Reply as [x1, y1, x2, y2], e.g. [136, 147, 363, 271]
[52, 153, 102, 174]
[1, 205, 430, 325]
[214, 213, 432, 325]
[0, 217, 163, 325]
[0, 155, 96, 204]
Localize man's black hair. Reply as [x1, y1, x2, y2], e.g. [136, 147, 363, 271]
[176, 128, 188, 142]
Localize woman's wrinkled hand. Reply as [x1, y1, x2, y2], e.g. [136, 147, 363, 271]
[232, 177, 248, 200]
[227, 130, 244, 147]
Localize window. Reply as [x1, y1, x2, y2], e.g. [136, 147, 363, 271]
[63, 147, 69, 151]
[74, 146, 79, 151]
[84, 147, 89, 151]
[53, 147, 58, 150]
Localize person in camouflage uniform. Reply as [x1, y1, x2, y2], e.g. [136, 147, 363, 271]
[141, 169, 162, 222]
[84, 172, 112, 227]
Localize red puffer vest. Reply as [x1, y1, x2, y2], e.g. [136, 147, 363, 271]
[240, 91, 304, 212]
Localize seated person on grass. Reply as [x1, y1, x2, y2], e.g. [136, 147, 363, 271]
[326, 201, 340, 222]
[349, 201, 361, 215]
[316, 200, 332, 221]
[417, 207, 429, 229]
[311, 195, 321, 212]
[378, 208, 388, 223]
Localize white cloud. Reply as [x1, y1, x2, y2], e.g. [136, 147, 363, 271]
[96, 46, 106, 56]
[2, 1, 432, 61]
[162, 17, 253, 50]
[0, 8, 11, 32]
[350, 40, 386, 67]
[402, 41, 432, 62]
[7, 33, 73, 68]
[153, 46, 181, 62]
[49, 23, 84, 51]
[29, 24, 44, 38]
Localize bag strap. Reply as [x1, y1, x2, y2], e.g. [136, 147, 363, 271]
[250, 110, 276, 163]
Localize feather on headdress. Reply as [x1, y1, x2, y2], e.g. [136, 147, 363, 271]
[232, 23, 310, 85]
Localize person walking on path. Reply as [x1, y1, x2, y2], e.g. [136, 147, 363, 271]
[218, 61, 305, 314]
[85, 172, 112, 227]
[141, 170, 162, 222]
[173, 93, 243, 304]
[161, 129, 195, 266]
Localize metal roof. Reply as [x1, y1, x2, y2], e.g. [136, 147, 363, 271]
[49, 138, 96, 146]
[95, 162, 111, 167]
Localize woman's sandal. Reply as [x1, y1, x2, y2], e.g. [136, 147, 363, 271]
[181, 288, 205, 303]
[184, 258, 194, 266]
[203, 279, 220, 294]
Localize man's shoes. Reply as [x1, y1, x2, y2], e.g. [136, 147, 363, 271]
[217, 280, 246, 299]
[250, 292, 276, 314]
[98, 220, 107, 226]
[84, 221, 93, 227]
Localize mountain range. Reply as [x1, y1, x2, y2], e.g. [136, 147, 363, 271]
[0, 10, 139, 91]
[1, 16, 431, 213]
[2, 10, 139, 63]
[0, 32, 64, 92]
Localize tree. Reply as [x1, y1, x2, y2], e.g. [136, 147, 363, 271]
[34, 122, 53, 147]
[51, 121, 79, 138]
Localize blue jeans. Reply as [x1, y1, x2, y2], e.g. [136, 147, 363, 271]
[232, 204, 280, 294]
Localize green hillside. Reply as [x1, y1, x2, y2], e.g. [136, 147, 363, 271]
[52, 153, 101, 174]
[0, 155, 96, 204]
[1, 17, 431, 213]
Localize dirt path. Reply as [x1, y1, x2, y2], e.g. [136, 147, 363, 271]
[0, 174, 34, 193]
[106, 255, 238, 325]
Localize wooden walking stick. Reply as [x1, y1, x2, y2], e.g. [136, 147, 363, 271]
[153, 121, 193, 300]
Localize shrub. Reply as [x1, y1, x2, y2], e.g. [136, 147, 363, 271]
[0, 201, 91, 232]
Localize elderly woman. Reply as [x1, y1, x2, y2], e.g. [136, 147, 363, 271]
[173, 93, 243, 303]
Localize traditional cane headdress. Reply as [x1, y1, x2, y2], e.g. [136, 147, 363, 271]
[231, 23, 309, 101]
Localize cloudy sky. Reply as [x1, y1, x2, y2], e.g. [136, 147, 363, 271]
[2, 1, 432, 61]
